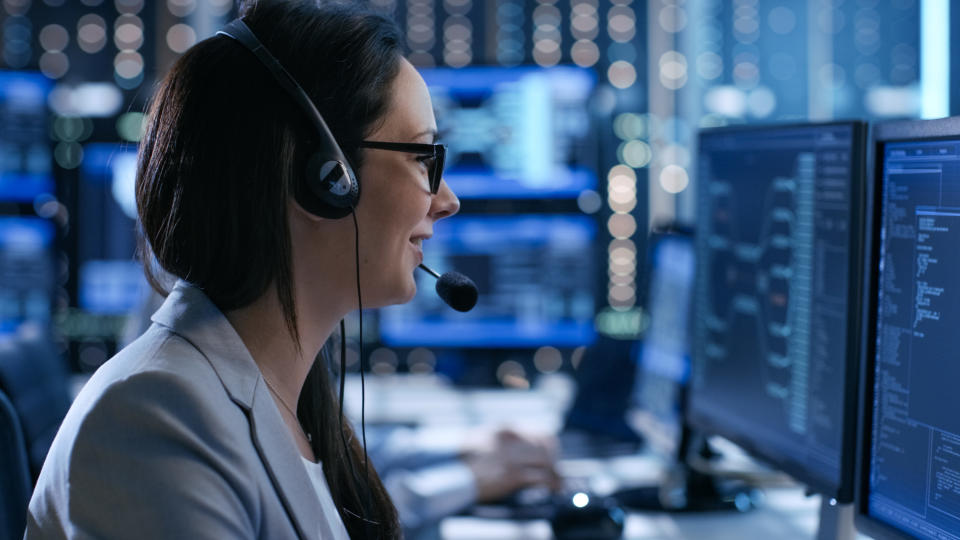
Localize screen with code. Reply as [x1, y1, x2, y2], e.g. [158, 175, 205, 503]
[866, 139, 960, 540]
[688, 123, 863, 498]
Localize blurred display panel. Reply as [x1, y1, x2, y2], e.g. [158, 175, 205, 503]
[0, 216, 54, 334]
[634, 233, 694, 422]
[380, 214, 597, 348]
[0, 70, 52, 202]
[76, 143, 142, 315]
[423, 66, 597, 199]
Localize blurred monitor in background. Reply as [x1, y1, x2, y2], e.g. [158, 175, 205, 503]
[379, 214, 597, 349]
[75, 143, 143, 316]
[422, 66, 597, 200]
[0, 217, 55, 335]
[378, 65, 602, 385]
[632, 226, 694, 452]
[0, 70, 53, 203]
[59, 142, 145, 371]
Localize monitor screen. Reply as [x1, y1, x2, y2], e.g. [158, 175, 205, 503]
[0, 70, 54, 202]
[378, 214, 597, 348]
[688, 122, 864, 501]
[860, 120, 960, 539]
[634, 231, 694, 422]
[0, 217, 55, 334]
[422, 66, 597, 199]
[76, 143, 144, 315]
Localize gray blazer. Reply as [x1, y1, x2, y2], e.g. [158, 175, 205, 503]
[26, 281, 343, 539]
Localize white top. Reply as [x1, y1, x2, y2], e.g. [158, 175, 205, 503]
[300, 457, 351, 540]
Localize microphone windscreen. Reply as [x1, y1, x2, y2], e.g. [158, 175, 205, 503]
[436, 271, 478, 312]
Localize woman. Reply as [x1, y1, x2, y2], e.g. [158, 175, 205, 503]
[26, 1, 458, 538]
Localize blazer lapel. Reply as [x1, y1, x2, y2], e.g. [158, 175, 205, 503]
[151, 280, 323, 539]
[249, 379, 326, 540]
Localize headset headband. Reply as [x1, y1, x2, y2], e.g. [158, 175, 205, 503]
[217, 18, 358, 217]
[216, 19, 348, 165]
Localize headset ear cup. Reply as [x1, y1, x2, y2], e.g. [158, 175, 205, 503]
[217, 19, 359, 219]
[299, 152, 360, 219]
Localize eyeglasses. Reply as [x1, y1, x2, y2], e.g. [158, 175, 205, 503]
[358, 141, 446, 195]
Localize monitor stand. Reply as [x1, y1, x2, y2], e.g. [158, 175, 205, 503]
[613, 425, 757, 512]
[816, 499, 855, 540]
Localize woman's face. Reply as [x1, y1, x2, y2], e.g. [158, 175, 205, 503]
[353, 58, 460, 306]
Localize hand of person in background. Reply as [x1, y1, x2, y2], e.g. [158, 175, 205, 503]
[462, 428, 562, 503]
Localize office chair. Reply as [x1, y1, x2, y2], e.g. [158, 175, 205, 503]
[0, 328, 72, 481]
[0, 387, 31, 539]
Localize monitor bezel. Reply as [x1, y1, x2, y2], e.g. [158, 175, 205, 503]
[686, 120, 868, 503]
[854, 116, 960, 540]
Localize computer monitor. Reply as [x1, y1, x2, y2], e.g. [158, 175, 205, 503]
[76, 143, 144, 315]
[633, 227, 694, 440]
[856, 117, 960, 540]
[421, 66, 597, 199]
[565, 227, 693, 457]
[0, 217, 55, 334]
[0, 70, 54, 202]
[378, 214, 597, 348]
[688, 121, 867, 503]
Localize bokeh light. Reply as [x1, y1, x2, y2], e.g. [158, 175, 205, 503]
[166, 23, 196, 54]
[659, 51, 688, 89]
[607, 213, 637, 239]
[166, 0, 195, 17]
[619, 140, 652, 168]
[659, 164, 689, 194]
[77, 14, 108, 54]
[54, 141, 84, 169]
[39, 24, 69, 52]
[533, 346, 563, 373]
[370, 347, 399, 375]
[116, 112, 145, 142]
[571, 39, 599, 68]
[608, 60, 637, 89]
[39, 51, 70, 79]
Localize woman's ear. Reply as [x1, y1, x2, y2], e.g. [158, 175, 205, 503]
[289, 199, 330, 223]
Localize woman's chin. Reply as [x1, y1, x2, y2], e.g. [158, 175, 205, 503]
[397, 279, 418, 304]
[367, 279, 417, 308]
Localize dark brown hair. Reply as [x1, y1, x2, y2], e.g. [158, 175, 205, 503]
[136, 1, 402, 537]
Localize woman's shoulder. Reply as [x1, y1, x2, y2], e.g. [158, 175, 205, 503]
[56, 324, 253, 467]
[79, 325, 231, 411]
[28, 325, 265, 538]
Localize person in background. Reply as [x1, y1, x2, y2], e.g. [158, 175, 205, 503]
[368, 424, 559, 536]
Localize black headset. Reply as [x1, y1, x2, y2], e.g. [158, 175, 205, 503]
[217, 19, 360, 219]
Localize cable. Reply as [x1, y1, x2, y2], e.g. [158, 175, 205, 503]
[350, 211, 369, 478]
[336, 319, 363, 523]
[337, 319, 350, 457]
[351, 208, 375, 538]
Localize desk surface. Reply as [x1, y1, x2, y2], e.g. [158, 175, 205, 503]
[441, 488, 872, 539]
[347, 374, 874, 540]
